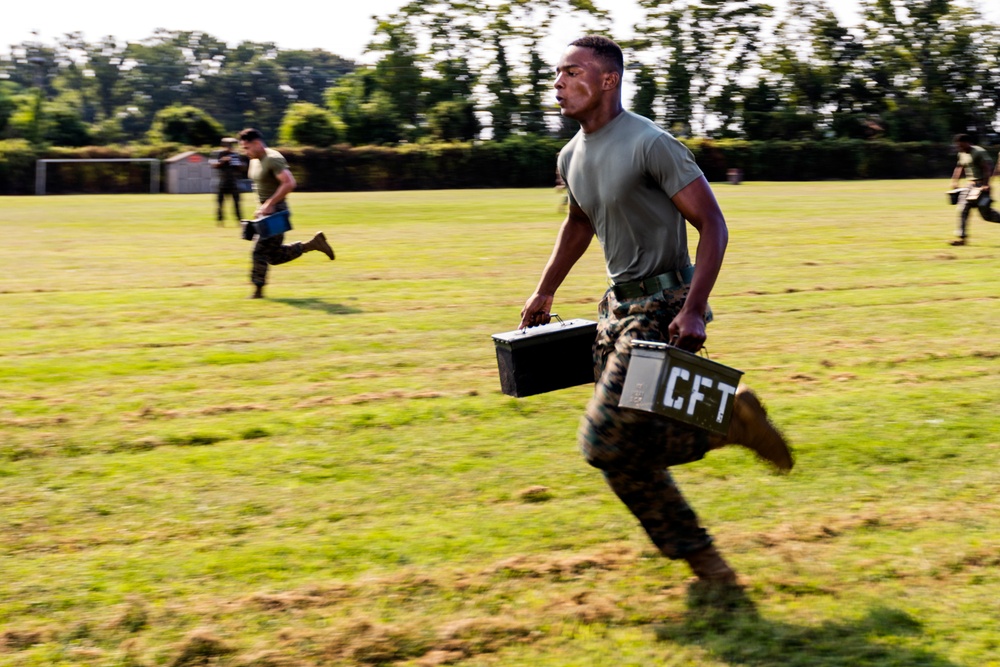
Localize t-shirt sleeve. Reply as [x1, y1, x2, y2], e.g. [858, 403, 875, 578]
[646, 134, 703, 198]
[267, 153, 290, 178]
[557, 150, 578, 209]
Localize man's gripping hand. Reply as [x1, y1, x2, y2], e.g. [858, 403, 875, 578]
[668, 308, 707, 352]
[519, 293, 554, 329]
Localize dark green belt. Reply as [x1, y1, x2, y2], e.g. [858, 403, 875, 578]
[612, 265, 696, 300]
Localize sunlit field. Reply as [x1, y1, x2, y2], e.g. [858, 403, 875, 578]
[1, 182, 998, 666]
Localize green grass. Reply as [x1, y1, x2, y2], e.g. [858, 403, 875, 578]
[1, 182, 998, 666]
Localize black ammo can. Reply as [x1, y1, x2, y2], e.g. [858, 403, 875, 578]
[491, 318, 598, 397]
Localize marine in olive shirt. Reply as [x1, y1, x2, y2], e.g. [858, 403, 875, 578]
[237, 128, 336, 299]
[949, 133, 1000, 246]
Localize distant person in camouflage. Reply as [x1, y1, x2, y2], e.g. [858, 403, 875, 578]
[518, 36, 792, 597]
[949, 133, 1000, 246]
[209, 137, 243, 225]
[237, 128, 335, 299]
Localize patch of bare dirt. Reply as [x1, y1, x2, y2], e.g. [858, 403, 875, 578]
[0, 629, 46, 651]
[484, 545, 638, 579]
[125, 404, 267, 421]
[234, 650, 298, 666]
[421, 616, 537, 662]
[168, 629, 236, 667]
[547, 591, 624, 623]
[517, 485, 552, 503]
[0, 416, 69, 428]
[246, 586, 349, 612]
[297, 391, 446, 407]
[323, 619, 424, 664]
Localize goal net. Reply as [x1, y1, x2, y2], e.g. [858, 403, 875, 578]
[35, 159, 161, 195]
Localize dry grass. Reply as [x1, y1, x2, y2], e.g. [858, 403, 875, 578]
[1, 184, 999, 666]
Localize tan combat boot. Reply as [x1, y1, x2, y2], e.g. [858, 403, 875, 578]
[710, 384, 793, 472]
[303, 232, 336, 260]
[685, 545, 754, 610]
[685, 545, 739, 584]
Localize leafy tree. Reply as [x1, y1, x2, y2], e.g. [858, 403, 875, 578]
[366, 0, 610, 140]
[635, 0, 771, 135]
[326, 71, 403, 145]
[209, 42, 288, 138]
[12, 92, 45, 144]
[117, 32, 190, 119]
[147, 105, 224, 146]
[0, 85, 16, 136]
[279, 102, 340, 146]
[853, 0, 995, 140]
[632, 65, 658, 123]
[81, 37, 127, 121]
[522, 44, 550, 135]
[426, 99, 478, 141]
[274, 49, 355, 106]
[487, 31, 519, 141]
[368, 17, 423, 134]
[43, 103, 91, 146]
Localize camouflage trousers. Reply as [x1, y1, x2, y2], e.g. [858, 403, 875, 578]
[955, 185, 1000, 239]
[251, 234, 304, 287]
[578, 285, 713, 559]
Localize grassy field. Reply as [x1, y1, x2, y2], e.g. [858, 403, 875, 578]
[0, 181, 998, 666]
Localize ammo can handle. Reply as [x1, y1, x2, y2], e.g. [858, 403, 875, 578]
[669, 334, 711, 359]
[519, 313, 563, 334]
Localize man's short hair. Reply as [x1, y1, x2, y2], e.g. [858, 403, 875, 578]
[954, 133, 972, 144]
[570, 35, 624, 78]
[238, 128, 264, 143]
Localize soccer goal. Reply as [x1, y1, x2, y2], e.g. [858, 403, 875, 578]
[35, 158, 161, 195]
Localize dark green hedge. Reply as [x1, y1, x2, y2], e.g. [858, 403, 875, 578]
[0, 143, 181, 195]
[285, 136, 566, 191]
[2, 137, 992, 195]
[696, 138, 965, 181]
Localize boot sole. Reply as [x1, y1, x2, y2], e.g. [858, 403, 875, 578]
[736, 388, 794, 472]
[315, 232, 336, 260]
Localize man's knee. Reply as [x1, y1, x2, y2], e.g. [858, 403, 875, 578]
[978, 202, 1000, 222]
[578, 407, 634, 471]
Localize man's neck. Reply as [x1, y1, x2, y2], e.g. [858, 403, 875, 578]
[579, 102, 625, 135]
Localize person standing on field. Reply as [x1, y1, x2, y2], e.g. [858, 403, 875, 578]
[209, 137, 243, 225]
[518, 36, 792, 596]
[949, 133, 1000, 246]
[238, 128, 335, 299]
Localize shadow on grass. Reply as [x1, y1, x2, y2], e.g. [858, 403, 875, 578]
[655, 604, 958, 667]
[272, 298, 362, 316]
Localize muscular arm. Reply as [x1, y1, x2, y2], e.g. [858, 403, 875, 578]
[257, 169, 296, 217]
[519, 203, 594, 328]
[951, 164, 965, 187]
[668, 175, 729, 351]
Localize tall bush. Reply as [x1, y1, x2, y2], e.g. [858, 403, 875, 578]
[146, 106, 224, 147]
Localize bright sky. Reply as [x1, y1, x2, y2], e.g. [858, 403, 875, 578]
[2, 0, 996, 64]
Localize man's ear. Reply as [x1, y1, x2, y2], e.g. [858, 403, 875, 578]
[603, 70, 621, 90]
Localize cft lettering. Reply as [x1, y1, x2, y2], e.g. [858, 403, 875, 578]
[663, 366, 738, 424]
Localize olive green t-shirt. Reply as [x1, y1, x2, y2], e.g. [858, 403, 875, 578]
[558, 111, 703, 283]
[957, 145, 992, 182]
[248, 147, 290, 211]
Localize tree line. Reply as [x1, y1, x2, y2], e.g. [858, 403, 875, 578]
[1, 0, 998, 150]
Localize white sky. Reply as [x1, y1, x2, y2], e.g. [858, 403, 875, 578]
[2, 0, 996, 64]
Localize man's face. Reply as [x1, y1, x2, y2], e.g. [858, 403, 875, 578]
[956, 141, 971, 154]
[240, 139, 265, 159]
[554, 46, 613, 121]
